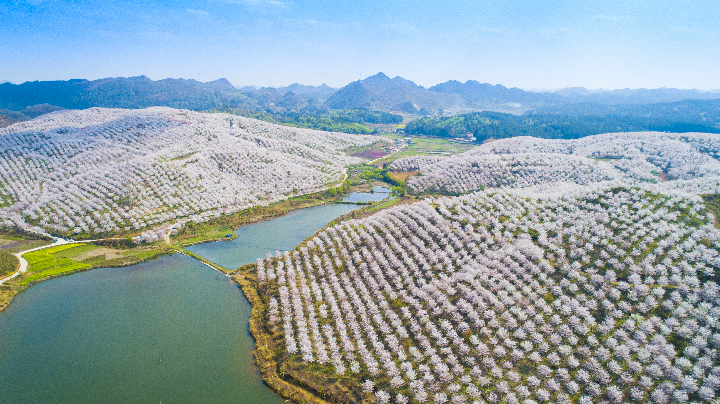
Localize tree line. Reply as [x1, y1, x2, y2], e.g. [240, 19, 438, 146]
[405, 111, 720, 142]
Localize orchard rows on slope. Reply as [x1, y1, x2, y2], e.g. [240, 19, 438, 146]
[0, 107, 382, 239]
[257, 187, 720, 403]
[389, 133, 720, 196]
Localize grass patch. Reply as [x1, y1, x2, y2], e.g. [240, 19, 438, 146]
[1, 239, 51, 254]
[0, 249, 18, 277]
[21, 244, 91, 285]
[386, 171, 418, 183]
[54, 244, 98, 259]
[358, 198, 402, 216]
[702, 193, 720, 228]
[169, 151, 199, 161]
[10, 242, 172, 290]
[20, 262, 89, 285]
[342, 140, 390, 157]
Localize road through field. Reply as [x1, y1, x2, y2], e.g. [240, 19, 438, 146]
[0, 239, 71, 285]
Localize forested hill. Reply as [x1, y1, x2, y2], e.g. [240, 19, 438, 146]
[429, 80, 720, 107]
[325, 72, 461, 113]
[234, 108, 402, 134]
[0, 76, 253, 111]
[0, 77, 399, 134]
[405, 109, 720, 142]
[532, 98, 720, 125]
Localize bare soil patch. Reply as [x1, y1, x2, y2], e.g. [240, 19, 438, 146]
[387, 171, 418, 182]
[72, 248, 125, 262]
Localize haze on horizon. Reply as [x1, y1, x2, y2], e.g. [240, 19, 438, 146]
[1, 0, 719, 91]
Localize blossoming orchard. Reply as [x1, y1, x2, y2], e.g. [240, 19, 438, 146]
[258, 187, 720, 403]
[390, 133, 720, 196]
[0, 107, 381, 240]
[4, 105, 720, 404]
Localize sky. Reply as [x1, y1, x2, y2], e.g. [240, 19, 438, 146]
[1, 0, 719, 90]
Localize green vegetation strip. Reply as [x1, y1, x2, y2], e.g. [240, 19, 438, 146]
[174, 248, 229, 273]
[405, 110, 720, 142]
[223, 108, 402, 135]
[234, 271, 334, 404]
[21, 244, 90, 285]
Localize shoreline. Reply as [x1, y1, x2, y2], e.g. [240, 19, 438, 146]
[234, 270, 335, 404]
[0, 179, 359, 312]
[228, 199, 412, 404]
[0, 246, 172, 312]
[0, 186, 402, 404]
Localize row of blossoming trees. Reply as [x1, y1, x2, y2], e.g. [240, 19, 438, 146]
[389, 132, 720, 196]
[0, 107, 382, 239]
[256, 184, 720, 403]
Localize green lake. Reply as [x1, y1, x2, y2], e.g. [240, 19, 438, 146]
[0, 201, 374, 403]
[186, 202, 365, 269]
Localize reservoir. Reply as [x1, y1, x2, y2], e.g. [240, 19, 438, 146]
[0, 254, 281, 404]
[0, 196, 387, 403]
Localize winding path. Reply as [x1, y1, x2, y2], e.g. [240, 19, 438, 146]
[0, 238, 72, 285]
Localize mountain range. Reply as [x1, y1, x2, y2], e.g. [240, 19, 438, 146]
[325, 73, 720, 113]
[240, 83, 337, 103]
[2, 73, 720, 119]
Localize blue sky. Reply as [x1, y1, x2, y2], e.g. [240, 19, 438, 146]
[1, 0, 719, 89]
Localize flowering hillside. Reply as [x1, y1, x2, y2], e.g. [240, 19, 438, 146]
[390, 133, 720, 196]
[0, 107, 381, 237]
[257, 187, 720, 403]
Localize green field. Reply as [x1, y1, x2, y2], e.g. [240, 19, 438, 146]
[54, 244, 98, 259]
[21, 244, 91, 285]
[373, 134, 476, 166]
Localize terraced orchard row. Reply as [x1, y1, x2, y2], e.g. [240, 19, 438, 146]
[0, 107, 382, 238]
[390, 132, 720, 196]
[257, 187, 720, 404]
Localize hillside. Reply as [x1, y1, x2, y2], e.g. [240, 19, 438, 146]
[246, 83, 337, 103]
[390, 132, 720, 195]
[532, 99, 720, 125]
[0, 107, 384, 239]
[325, 74, 720, 114]
[255, 184, 720, 404]
[429, 80, 558, 108]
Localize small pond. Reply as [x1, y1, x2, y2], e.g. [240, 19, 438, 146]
[342, 186, 391, 203]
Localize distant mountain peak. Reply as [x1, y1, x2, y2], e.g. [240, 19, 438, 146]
[325, 72, 459, 112]
[366, 72, 390, 81]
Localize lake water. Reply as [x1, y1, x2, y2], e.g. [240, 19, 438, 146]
[0, 254, 284, 404]
[186, 203, 360, 269]
[342, 186, 390, 203]
[0, 199, 371, 403]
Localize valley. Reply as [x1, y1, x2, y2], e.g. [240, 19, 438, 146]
[1, 93, 720, 404]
